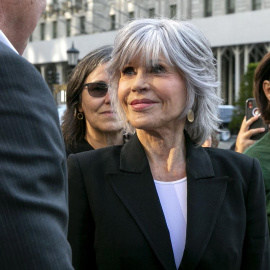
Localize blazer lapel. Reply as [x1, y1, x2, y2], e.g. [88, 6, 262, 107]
[108, 134, 177, 270]
[107, 132, 230, 270]
[179, 133, 230, 269]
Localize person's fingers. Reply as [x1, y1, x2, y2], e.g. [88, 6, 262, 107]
[247, 127, 266, 136]
[239, 116, 253, 133]
[235, 116, 265, 153]
[239, 115, 261, 135]
[239, 127, 265, 140]
[245, 115, 260, 126]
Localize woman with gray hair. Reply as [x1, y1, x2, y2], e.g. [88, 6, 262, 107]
[67, 18, 269, 269]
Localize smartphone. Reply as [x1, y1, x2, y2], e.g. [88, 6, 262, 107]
[245, 98, 269, 140]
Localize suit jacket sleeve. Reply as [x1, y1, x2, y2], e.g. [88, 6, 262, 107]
[68, 154, 96, 270]
[0, 43, 73, 269]
[241, 158, 270, 269]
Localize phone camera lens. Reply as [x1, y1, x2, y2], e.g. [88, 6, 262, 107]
[252, 108, 260, 116]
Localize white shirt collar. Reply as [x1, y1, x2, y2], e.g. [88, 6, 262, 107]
[0, 30, 19, 54]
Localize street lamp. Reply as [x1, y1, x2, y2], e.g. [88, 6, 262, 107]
[67, 42, 80, 69]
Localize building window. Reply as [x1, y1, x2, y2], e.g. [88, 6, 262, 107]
[52, 21, 57, 39]
[170, 5, 177, 18]
[111, 14, 116, 30]
[204, 0, 212, 17]
[75, 0, 82, 7]
[52, 0, 58, 12]
[149, 8, 155, 18]
[66, 19, 71, 37]
[129, 11, 134, 19]
[40, 23, 45, 40]
[252, 0, 261, 10]
[80, 16, 85, 34]
[226, 0, 235, 14]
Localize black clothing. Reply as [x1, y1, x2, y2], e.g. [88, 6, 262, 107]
[66, 139, 94, 157]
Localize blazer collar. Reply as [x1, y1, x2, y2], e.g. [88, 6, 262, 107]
[120, 131, 215, 179]
[110, 131, 229, 270]
[111, 133, 177, 270]
[119, 132, 149, 173]
[184, 131, 215, 179]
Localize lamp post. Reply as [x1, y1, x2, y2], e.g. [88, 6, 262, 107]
[67, 42, 80, 70]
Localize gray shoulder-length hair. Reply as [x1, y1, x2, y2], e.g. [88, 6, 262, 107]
[107, 18, 222, 146]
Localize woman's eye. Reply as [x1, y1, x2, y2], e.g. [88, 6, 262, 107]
[151, 65, 165, 74]
[122, 67, 135, 75]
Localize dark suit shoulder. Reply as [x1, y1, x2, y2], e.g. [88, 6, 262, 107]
[70, 145, 123, 172]
[75, 144, 122, 159]
[204, 147, 261, 188]
[205, 146, 248, 157]
[204, 147, 255, 166]
[2, 57, 44, 89]
[0, 42, 72, 269]
[0, 41, 38, 73]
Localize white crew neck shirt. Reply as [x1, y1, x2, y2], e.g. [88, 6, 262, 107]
[0, 30, 18, 54]
[154, 177, 187, 269]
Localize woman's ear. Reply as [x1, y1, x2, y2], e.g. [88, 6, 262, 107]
[263, 80, 270, 102]
[78, 105, 83, 113]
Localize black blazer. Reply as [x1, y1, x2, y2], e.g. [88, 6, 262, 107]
[66, 138, 94, 157]
[0, 42, 73, 269]
[68, 132, 270, 270]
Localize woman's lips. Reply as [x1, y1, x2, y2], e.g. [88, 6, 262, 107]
[100, 110, 114, 116]
[130, 99, 156, 110]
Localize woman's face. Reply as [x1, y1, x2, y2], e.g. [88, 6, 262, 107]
[118, 55, 187, 131]
[79, 63, 122, 134]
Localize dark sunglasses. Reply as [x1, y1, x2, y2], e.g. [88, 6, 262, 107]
[82, 82, 109, 98]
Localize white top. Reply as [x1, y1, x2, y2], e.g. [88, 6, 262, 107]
[0, 30, 18, 54]
[154, 177, 187, 269]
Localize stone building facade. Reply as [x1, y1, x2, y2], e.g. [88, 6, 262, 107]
[23, 0, 270, 104]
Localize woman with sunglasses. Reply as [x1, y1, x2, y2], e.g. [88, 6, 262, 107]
[61, 45, 124, 157]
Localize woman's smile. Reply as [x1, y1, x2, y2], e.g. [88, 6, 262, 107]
[130, 99, 157, 110]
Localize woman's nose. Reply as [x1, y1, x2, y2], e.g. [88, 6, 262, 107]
[104, 91, 111, 104]
[131, 72, 150, 92]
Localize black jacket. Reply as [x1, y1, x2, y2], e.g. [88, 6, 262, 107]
[66, 139, 94, 157]
[68, 132, 270, 270]
[0, 41, 72, 269]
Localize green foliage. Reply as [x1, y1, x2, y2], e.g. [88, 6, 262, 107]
[229, 63, 258, 134]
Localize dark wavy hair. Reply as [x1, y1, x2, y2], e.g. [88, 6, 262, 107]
[61, 45, 113, 147]
[254, 52, 270, 124]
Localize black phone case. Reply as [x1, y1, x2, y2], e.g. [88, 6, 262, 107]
[245, 98, 269, 140]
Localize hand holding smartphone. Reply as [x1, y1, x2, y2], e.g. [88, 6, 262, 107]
[245, 98, 269, 140]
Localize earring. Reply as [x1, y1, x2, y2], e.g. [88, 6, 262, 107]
[77, 112, 84, 120]
[187, 109, 194, 123]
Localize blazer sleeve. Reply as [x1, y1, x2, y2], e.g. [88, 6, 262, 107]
[68, 154, 97, 270]
[241, 158, 270, 269]
[0, 44, 73, 269]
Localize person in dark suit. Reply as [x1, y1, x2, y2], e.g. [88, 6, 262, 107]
[62, 45, 124, 157]
[67, 18, 270, 269]
[0, 1, 73, 269]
